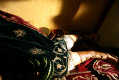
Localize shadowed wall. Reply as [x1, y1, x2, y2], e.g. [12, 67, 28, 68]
[0, 0, 111, 32]
[0, 0, 118, 48]
[98, 0, 119, 48]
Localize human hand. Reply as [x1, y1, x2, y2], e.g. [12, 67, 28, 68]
[70, 51, 118, 66]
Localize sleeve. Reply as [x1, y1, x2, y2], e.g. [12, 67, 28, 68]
[0, 15, 69, 80]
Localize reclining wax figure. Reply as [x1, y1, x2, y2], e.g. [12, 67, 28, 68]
[0, 2, 119, 80]
[0, 10, 119, 80]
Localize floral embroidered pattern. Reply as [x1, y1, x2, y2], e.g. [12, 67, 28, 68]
[52, 56, 67, 76]
[51, 36, 68, 77]
[13, 29, 26, 37]
[29, 47, 43, 54]
[53, 37, 67, 54]
[54, 76, 66, 80]
[57, 64, 62, 69]
[72, 75, 98, 80]
[93, 60, 119, 80]
[67, 70, 98, 80]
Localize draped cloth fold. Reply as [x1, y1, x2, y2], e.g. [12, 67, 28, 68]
[0, 10, 69, 80]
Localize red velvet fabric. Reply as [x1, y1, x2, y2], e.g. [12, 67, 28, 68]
[66, 59, 119, 80]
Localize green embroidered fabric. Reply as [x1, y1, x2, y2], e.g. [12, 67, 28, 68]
[0, 16, 69, 80]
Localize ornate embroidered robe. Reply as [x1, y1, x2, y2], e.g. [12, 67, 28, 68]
[0, 10, 68, 80]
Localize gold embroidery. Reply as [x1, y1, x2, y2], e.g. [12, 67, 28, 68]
[72, 74, 98, 80]
[72, 75, 88, 80]
[94, 60, 111, 70]
[93, 60, 118, 80]
[8, 17, 18, 22]
[57, 64, 62, 69]
[54, 77, 66, 80]
[106, 73, 119, 80]
[13, 29, 26, 37]
[58, 48, 62, 52]
[63, 56, 67, 58]
[52, 56, 67, 76]
[29, 47, 42, 54]
[101, 64, 111, 70]
[91, 75, 98, 80]
[69, 71, 91, 75]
